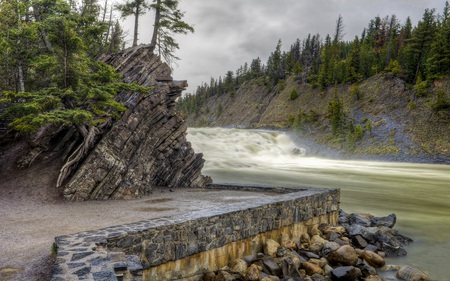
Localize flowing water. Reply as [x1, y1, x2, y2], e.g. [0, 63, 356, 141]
[187, 127, 450, 280]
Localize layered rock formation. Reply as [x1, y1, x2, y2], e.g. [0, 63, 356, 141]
[63, 45, 209, 201]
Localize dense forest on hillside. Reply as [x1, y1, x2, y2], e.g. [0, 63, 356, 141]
[179, 2, 450, 161]
[179, 3, 450, 115]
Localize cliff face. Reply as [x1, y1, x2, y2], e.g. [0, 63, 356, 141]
[62, 45, 209, 201]
[185, 74, 450, 163]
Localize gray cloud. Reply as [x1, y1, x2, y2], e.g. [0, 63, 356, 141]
[121, 0, 444, 93]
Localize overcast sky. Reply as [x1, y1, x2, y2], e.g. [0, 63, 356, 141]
[120, 0, 443, 93]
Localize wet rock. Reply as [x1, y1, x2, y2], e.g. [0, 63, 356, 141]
[327, 245, 359, 266]
[331, 266, 362, 281]
[396, 265, 432, 281]
[371, 213, 396, 228]
[245, 264, 262, 281]
[310, 226, 322, 236]
[230, 258, 248, 275]
[360, 251, 385, 268]
[265, 239, 281, 257]
[302, 262, 324, 276]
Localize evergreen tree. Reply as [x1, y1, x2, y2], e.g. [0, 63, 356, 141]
[116, 0, 149, 47]
[150, 0, 194, 67]
[0, 0, 150, 187]
[405, 9, 437, 82]
[427, 1, 450, 78]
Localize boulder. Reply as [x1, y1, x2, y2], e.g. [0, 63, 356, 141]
[360, 251, 385, 268]
[302, 262, 324, 276]
[351, 235, 368, 249]
[309, 235, 328, 253]
[282, 240, 298, 251]
[322, 241, 341, 257]
[230, 258, 248, 275]
[263, 256, 282, 277]
[245, 264, 262, 281]
[331, 266, 362, 281]
[215, 271, 235, 281]
[203, 271, 216, 281]
[265, 239, 281, 257]
[371, 213, 396, 228]
[327, 245, 359, 266]
[396, 265, 432, 281]
[349, 214, 372, 227]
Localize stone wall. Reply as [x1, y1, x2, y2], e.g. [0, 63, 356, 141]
[62, 45, 209, 201]
[52, 185, 340, 280]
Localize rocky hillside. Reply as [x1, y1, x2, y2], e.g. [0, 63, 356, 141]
[182, 74, 450, 163]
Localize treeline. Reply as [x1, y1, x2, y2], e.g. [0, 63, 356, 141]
[179, 2, 450, 115]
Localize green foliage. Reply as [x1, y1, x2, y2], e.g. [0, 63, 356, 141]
[277, 80, 286, 92]
[350, 84, 361, 100]
[431, 88, 450, 113]
[289, 88, 298, 100]
[414, 76, 429, 97]
[287, 109, 319, 132]
[386, 60, 404, 77]
[293, 61, 303, 78]
[151, 0, 194, 67]
[327, 91, 345, 136]
[0, 0, 151, 136]
[217, 103, 223, 116]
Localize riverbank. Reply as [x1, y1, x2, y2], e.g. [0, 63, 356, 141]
[186, 127, 450, 280]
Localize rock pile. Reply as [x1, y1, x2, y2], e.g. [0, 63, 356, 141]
[203, 210, 431, 281]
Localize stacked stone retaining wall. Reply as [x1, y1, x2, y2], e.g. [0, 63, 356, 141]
[51, 185, 340, 281]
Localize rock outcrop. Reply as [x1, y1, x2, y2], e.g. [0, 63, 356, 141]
[63, 45, 209, 201]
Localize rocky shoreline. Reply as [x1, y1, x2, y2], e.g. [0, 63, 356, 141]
[202, 210, 431, 281]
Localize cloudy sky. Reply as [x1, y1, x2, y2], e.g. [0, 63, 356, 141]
[121, 0, 443, 93]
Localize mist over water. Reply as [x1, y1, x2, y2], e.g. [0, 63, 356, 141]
[187, 127, 450, 280]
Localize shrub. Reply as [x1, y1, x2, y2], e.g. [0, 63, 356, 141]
[289, 88, 298, 100]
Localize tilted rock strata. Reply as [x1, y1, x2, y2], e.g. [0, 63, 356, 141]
[63, 45, 209, 201]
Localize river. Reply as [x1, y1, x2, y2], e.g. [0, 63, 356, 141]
[187, 127, 450, 280]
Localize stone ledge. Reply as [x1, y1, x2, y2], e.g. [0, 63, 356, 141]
[51, 185, 340, 281]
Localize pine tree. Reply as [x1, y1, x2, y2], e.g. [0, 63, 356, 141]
[150, 0, 194, 67]
[405, 9, 437, 83]
[427, 1, 450, 78]
[116, 0, 150, 47]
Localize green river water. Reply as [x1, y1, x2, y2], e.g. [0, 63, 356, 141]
[187, 127, 450, 281]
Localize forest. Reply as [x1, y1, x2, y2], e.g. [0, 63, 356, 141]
[179, 2, 450, 117]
